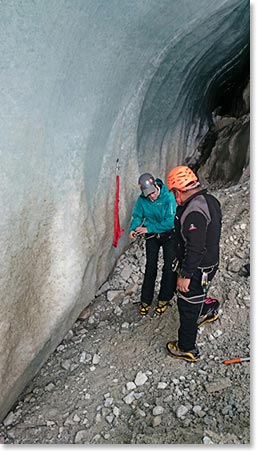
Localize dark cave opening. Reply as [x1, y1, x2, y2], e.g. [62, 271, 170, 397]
[188, 48, 250, 180]
[210, 53, 250, 118]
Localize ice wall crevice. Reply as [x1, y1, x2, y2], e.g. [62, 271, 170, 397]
[0, 0, 249, 420]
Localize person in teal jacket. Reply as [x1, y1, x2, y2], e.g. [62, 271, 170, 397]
[129, 173, 177, 316]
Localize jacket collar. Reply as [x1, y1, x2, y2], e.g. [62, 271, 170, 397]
[180, 188, 207, 208]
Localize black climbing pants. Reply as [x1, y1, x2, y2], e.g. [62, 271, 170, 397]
[141, 230, 177, 305]
[177, 266, 218, 351]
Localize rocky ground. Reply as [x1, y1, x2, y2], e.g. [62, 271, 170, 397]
[0, 180, 250, 445]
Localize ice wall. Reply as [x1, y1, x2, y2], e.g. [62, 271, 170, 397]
[0, 0, 249, 419]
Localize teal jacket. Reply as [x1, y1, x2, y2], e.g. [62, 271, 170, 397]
[129, 178, 176, 234]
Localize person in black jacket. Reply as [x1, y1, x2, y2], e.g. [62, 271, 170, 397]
[165, 166, 222, 362]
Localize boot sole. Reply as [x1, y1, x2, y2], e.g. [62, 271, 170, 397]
[155, 305, 168, 315]
[166, 342, 199, 362]
[198, 313, 219, 328]
[139, 306, 150, 315]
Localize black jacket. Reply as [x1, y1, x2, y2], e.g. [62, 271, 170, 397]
[175, 189, 222, 278]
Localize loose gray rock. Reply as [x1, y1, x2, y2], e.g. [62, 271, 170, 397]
[157, 382, 168, 389]
[176, 405, 189, 418]
[107, 290, 123, 302]
[123, 392, 135, 405]
[204, 378, 232, 393]
[126, 382, 136, 391]
[134, 371, 148, 386]
[3, 412, 15, 427]
[92, 354, 101, 365]
[153, 416, 162, 427]
[203, 436, 214, 445]
[153, 406, 164, 416]
[45, 383, 55, 392]
[74, 430, 88, 444]
[61, 360, 72, 371]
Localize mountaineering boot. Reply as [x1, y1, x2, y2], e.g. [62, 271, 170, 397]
[166, 341, 200, 362]
[197, 297, 220, 328]
[155, 300, 169, 316]
[139, 302, 151, 316]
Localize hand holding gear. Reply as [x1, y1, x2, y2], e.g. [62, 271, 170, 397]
[129, 231, 137, 240]
[135, 226, 147, 235]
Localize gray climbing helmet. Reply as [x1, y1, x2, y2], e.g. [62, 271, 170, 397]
[138, 173, 156, 197]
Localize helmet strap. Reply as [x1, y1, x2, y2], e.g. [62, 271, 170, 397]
[184, 181, 200, 191]
[172, 189, 183, 204]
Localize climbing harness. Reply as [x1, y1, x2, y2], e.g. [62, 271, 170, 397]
[199, 263, 218, 295]
[177, 291, 206, 304]
[145, 234, 156, 240]
[201, 271, 209, 294]
[171, 257, 179, 272]
[145, 229, 175, 241]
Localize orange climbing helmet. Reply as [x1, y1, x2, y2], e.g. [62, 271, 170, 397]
[167, 165, 200, 192]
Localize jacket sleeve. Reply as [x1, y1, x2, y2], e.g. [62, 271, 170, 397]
[129, 199, 144, 232]
[180, 211, 208, 278]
